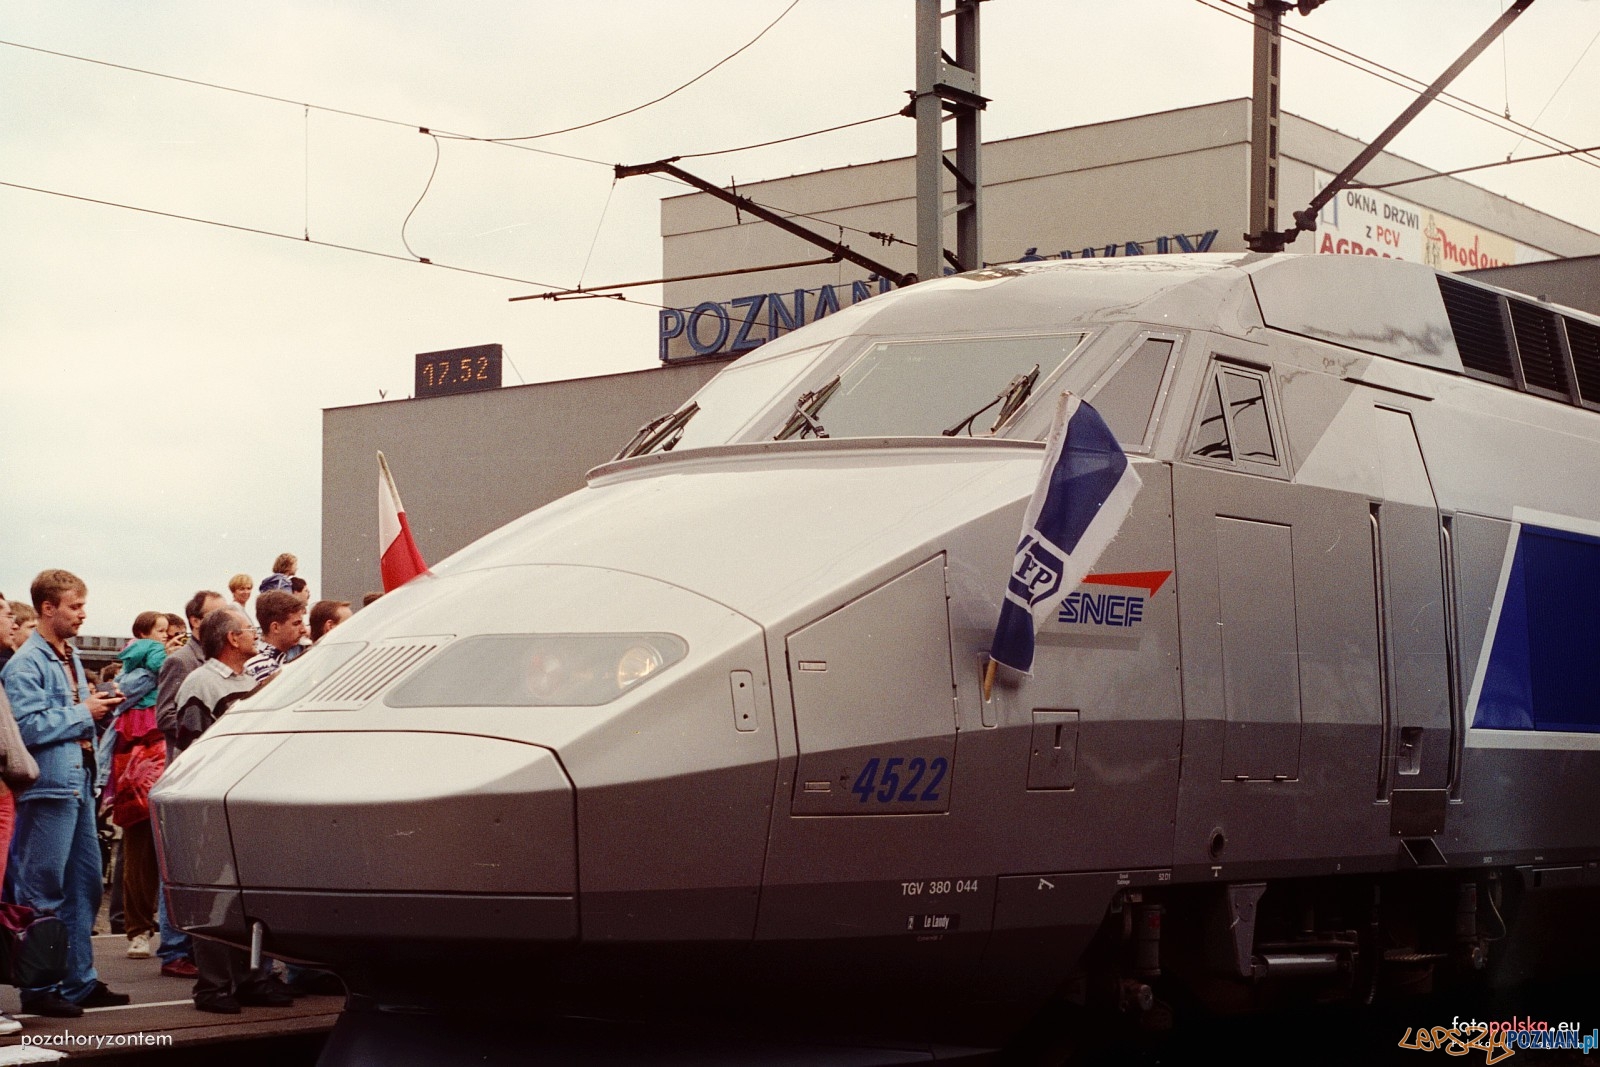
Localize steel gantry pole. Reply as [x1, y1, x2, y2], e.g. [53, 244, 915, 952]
[913, 0, 986, 282]
[1244, 2, 1288, 252]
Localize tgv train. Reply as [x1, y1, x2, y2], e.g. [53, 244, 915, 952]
[153, 253, 1600, 1061]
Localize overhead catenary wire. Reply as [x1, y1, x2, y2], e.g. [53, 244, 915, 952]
[0, 28, 924, 313]
[0, 37, 616, 169]
[514, 254, 847, 303]
[1198, 0, 1536, 131]
[577, 178, 619, 290]
[479, 0, 803, 143]
[303, 106, 310, 241]
[13, 6, 1599, 192]
[401, 133, 443, 261]
[677, 112, 902, 159]
[1193, 0, 1600, 170]
[736, 195, 912, 248]
[1499, 0, 1513, 119]
[0, 2, 806, 149]
[1348, 142, 1600, 191]
[0, 35, 907, 173]
[0, 177, 678, 311]
[1197, 0, 1600, 169]
[0, 35, 908, 174]
[1502, 23, 1600, 161]
[0, 29, 934, 274]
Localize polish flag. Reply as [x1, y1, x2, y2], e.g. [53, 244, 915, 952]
[378, 451, 429, 591]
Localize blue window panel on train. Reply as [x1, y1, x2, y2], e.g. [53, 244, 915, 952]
[1475, 523, 1600, 732]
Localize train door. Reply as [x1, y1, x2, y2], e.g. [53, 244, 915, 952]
[752, 555, 981, 983]
[785, 554, 957, 818]
[1172, 347, 1385, 870]
[1366, 403, 1453, 831]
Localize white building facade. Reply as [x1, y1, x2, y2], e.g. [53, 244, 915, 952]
[657, 99, 1600, 361]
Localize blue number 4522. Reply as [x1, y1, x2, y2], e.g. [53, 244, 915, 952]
[850, 756, 947, 803]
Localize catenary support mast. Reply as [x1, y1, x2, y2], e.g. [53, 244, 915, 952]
[913, 0, 986, 280]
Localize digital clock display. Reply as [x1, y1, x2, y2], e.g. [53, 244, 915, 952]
[415, 344, 503, 398]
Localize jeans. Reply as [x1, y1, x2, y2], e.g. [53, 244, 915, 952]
[8, 767, 102, 1002]
[156, 876, 191, 963]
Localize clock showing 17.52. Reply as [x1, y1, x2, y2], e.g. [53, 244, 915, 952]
[414, 343, 503, 398]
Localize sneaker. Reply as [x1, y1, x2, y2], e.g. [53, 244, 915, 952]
[20, 992, 83, 1018]
[77, 981, 131, 1008]
[0, 1012, 21, 1035]
[160, 957, 200, 979]
[193, 992, 241, 1015]
[127, 932, 153, 959]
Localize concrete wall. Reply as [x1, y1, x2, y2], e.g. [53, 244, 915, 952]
[658, 99, 1600, 325]
[660, 100, 1255, 311]
[321, 359, 728, 605]
[1468, 256, 1600, 317]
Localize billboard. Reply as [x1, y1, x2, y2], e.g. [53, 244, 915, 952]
[1310, 170, 1553, 271]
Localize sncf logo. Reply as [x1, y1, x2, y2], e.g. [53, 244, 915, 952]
[1057, 571, 1172, 628]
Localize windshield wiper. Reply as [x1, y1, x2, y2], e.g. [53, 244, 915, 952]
[990, 364, 1040, 432]
[614, 402, 699, 460]
[942, 364, 1040, 437]
[774, 376, 840, 440]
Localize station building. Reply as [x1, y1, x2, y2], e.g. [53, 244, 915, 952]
[320, 99, 1600, 603]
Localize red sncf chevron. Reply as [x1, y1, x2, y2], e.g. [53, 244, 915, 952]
[1080, 570, 1173, 596]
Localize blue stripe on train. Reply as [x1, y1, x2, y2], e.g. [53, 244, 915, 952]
[1475, 522, 1600, 732]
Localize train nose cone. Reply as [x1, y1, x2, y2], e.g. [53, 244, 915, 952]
[154, 730, 576, 959]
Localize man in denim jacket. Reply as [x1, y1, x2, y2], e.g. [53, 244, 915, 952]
[0, 570, 130, 1017]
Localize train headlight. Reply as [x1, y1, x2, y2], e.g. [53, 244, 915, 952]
[615, 643, 667, 691]
[385, 633, 688, 709]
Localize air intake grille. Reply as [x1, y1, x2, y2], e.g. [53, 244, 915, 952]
[1509, 300, 1569, 396]
[301, 641, 442, 710]
[1569, 317, 1600, 406]
[1439, 276, 1514, 381]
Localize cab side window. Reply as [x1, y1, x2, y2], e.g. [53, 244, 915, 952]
[1188, 361, 1283, 474]
[1087, 336, 1176, 451]
[1192, 375, 1232, 460]
[1220, 370, 1276, 462]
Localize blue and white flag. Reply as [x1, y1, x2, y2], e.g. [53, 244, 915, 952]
[989, 393, 1142, 676]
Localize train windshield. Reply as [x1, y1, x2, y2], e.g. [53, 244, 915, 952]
[777, 333, 1085, 440]
[653, 343, 830, 454]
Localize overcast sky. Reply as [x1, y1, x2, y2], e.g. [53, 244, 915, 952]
[2, 0, 1597, 636]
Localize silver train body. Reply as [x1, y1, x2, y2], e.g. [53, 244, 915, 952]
[153, 254, 1600, 1053]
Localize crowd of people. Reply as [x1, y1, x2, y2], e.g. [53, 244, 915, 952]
[0, 557, 367, 1030]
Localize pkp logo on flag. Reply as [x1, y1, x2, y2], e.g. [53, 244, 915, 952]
[1007, 535, 1066, 607]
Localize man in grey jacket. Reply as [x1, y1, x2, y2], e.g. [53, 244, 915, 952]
[153, 591, 225, 751]
[149, 589, 223, 981]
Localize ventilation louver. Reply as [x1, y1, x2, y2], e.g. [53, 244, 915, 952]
[1439, 276, 1515, 382]
[300, 640, 443, 711]
[1508, 300, 1570, 397]
[1567, 317, 1600, 407]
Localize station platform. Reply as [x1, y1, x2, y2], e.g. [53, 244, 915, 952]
[0, 934, 341, 1062]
